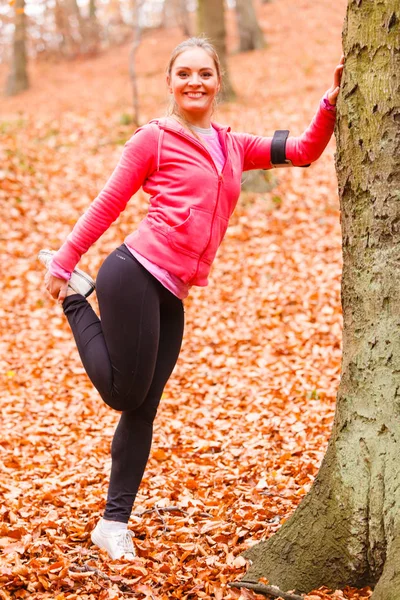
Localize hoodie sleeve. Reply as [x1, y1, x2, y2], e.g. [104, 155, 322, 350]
[50, 125, 158, 277]
[237, 95, 336, 172]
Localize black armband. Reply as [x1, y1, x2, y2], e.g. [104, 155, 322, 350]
[270, 129, 310, 168]
[271, 130, 290, 167]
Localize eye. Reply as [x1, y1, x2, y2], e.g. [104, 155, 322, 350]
[177, 71, 189, 78]
[202, 72, 213, 78]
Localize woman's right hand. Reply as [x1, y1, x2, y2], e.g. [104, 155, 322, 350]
[45, 271, 69, 304]
[326, 55, 344, 106]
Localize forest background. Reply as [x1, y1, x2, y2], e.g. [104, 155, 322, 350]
[0, 0, 367, 598]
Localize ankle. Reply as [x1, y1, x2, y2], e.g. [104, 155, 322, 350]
[99, 518, 128, 534]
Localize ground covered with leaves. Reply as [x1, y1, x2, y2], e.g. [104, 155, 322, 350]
[0, 0, 372, 598]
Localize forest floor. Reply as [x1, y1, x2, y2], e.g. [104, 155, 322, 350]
[0, 0, 372, 599]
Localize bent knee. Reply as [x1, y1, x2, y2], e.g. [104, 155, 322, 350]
[100, 388, 144, 412]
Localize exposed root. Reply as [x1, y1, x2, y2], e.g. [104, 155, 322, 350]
[229, 580, 304, 600]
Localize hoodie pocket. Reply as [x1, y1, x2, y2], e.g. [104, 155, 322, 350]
[167, 207, 213, 258]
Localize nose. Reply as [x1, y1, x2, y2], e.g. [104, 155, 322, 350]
[188, 73, 201, 86]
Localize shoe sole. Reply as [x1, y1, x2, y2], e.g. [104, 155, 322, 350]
[38, 250, 96, 298]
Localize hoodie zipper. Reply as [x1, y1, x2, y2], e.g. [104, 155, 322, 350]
[167, 125, 227, 177]
[162, 124, 228, 284]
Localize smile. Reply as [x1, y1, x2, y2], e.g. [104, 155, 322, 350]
[185, 93, 205, 98]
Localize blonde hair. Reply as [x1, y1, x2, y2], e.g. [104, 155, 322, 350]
[166, 37, 223, 128]
[166, 37, 222, 81]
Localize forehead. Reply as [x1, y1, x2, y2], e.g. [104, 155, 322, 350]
[172, 48, 216, 71]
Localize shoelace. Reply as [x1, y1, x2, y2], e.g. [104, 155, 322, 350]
[116, 530, 136, 556]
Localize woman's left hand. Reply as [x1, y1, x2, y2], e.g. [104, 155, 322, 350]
[327, 55, 345, 106]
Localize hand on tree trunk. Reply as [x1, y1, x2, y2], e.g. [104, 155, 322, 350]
[326, 55, 344, 106]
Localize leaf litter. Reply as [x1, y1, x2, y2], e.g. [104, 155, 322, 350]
[0, 0, 371, 598]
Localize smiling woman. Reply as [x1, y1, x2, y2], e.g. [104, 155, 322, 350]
[166, 38, 222, 128]
[39, 36, 343, 562]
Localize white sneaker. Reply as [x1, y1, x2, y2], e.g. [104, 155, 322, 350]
[38, 249, 95, 298]
[91, 521, 136, 560]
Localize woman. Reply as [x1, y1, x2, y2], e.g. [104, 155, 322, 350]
[40, 37, 344, 560]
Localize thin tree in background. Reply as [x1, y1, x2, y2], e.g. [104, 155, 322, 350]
[197, 0, 235, 101]
[177, 0, 191, 37]
[54, 0, 85, 57]
[6, 0, 29, 96]
[129, 0, 145, 126]
[235, 0, 266, 52]
[54, 0, 69, 56]
[237, 1, 400, 598]
[87, 0, 100, 53]
[65, 0, 85, 52]
[162, 0, 191, 36]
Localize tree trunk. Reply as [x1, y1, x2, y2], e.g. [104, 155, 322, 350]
[164, 0, 191, 37]
[177, 0, 191, 37]
[54, 0, 68, 55]
[240, 1, 400, 598]
[66, 0, 85, 45]
[6, 0, 29, 96]
[129, 0, 145, 126]
[54, 0, 84, 57]
[197, 0, 235, 101]
[235, 0, 265, 52]
[161, 0, 174, 28]
[87, 0, 100, 53]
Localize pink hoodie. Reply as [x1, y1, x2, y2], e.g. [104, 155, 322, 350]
[52, 97, 336, 287]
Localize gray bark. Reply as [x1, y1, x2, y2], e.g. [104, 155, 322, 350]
[54, 0, 85, 57]
[89, 0, 96, 20]
[87, 0, 100, 53]
[240, 1, 400, 598]
[129, 0, 145, 126]
[164, 0, 191, 37]
[177, 0, 191, 37]
[235, 0, 266, 52]
[197, 0, 236, 101]
[161, 0, 176, 28]
[6, 0, 29, 96]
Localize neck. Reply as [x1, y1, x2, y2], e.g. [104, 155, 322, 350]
[175, 109, 212, 130]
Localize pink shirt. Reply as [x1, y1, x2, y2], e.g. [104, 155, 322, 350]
[194, 124, 226, 173]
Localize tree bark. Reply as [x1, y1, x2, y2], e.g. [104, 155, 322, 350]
[177, 0, 191, 37]
[6, 0, 29, 96]
[129, 0, 145, 126]
[235, 0, 266, 52]
[161, 0, 175, 28]
[197, 0, 235, 101]
[66, 0, 85, 48]
[87, 0, 100, 53]
[54, 0, 85, 57]
[240, 1, 400, 598]
[164, 0, 191, 37]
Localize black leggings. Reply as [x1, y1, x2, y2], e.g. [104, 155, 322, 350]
[63, 245, 184, 522]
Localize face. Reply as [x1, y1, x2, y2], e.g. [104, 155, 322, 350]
[167, 48, 221, 123]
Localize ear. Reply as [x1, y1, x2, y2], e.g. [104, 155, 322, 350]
[166, 75, 172, 94]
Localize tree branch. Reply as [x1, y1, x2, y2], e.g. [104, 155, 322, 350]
[70, 564, 136, 594]
[228, 581, 304, 600]
[135, 505, 189, 517]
